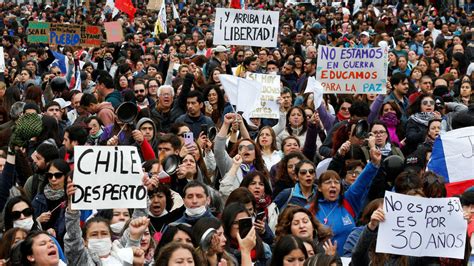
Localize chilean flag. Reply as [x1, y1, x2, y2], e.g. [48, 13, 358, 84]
[428, 126, 474, 196]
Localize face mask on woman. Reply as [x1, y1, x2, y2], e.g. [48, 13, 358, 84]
[13, 217, 34, 231]
[110, 221, 126, 234]
[88, 238, 112, 257]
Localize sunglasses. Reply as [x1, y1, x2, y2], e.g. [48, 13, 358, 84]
[299, 169, 315, 175]
[45, 172, 64, 179]
[54, 72, 61, 75]
[238, 144, 255, 151]
[135, 89, 145, 93]
[12, 208, 33, 220]
[422, 100, 435, 106]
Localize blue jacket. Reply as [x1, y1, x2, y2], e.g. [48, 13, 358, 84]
[31, 193, 66, 243]
[274, 183, 317, 211]
[315, 162, 378, 256]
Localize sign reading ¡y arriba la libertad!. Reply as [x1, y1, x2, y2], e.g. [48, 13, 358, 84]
[213, 8, 279, 48]
[72, 146, 147, 210]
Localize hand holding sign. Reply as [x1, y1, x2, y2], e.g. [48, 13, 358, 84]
[376, 191, 467, 259]
[368, 208, 385, 230]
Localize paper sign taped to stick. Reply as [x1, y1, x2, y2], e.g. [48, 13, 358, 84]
[104, 22, 124, 43]
[316, 45, 389, 94]
[376, 191, 467, 259]
[213, 8, 279, 47]
[72, 146, 147, 210]
[245, 73, 280, 119]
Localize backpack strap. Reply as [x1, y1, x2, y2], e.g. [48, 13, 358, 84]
[342, 199, 356, 218]
[361, 146, 370, 163]
[283, 188, 294, 209]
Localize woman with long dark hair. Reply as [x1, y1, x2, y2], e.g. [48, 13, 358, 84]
[31, 159, 69, 245]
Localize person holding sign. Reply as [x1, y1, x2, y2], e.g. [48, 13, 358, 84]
[309, 146, 381, 256]
[64, 177, 148, 265]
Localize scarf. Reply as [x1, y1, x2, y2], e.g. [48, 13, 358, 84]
[378, 142, 392, 157]
[410, 112, 435, 126]
[44, 184, 65, 201]
[380, 112, 401, 146]
[337, 111, 349, 122]
[240, 164, 255, 176]
[380, 112, 399, 127]
[256, 195, 272, 213]
[90, 128, 103, 140]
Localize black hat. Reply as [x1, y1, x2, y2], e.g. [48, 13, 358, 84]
[23, 103, 41, 114]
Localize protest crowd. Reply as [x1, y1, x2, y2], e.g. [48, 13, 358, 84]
[2, 0, 474, 265]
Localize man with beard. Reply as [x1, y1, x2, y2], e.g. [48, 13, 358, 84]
[393, 35, 408, 58]
[61, 125, 88, 169]
[24, 142, 59, 201]
[134, 80, 155, 110]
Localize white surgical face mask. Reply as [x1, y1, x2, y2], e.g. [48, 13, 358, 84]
[87, 238, 112, 257]
[13, 217, 34, 231]
[185, 205, 207, 217]
[110, 221, 126, 234]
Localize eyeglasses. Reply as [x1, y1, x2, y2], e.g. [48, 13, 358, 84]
[160, 93, 172, 98]
[177, 131, 190, 137]
[12, 208, 33, 220]
[45, 172, 64, 179]
[238, 144, 255, 151]
[371, 130, 387, 135]
[135, 89, 145, 93]
[347, 170, 362, 176]
[299, 169, 315, 175]
[422, 100, 435, 106]
[322, 179, 341, 185]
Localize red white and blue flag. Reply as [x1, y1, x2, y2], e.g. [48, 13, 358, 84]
[428, 126, 474, 196]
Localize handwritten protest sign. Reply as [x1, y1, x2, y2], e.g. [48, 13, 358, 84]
[27, 22, 50, 43]
[245, 73, 280, 119]
[27, 23, 102, 47]
[72, 146, 147, 210]
[213, 8, 279, 47]
[316, 45, 389, 94]
[104, 22, 124, 43]
[376, 191, 467, 259]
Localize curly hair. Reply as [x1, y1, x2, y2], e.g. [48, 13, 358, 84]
[275, 205, 332, 245]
